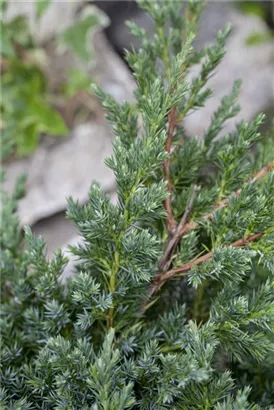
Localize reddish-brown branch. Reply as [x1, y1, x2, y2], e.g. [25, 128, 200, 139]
[143, 232, 265, 310]
[159, 185, 200, 272]
[161, 232, 265, 280]
[252, 162, 274, 182]
[164, 107, 178, 235]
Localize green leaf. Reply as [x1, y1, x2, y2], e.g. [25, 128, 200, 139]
[64, 69, 91, 97]
[35, 0, 52, 20]
[236, 1, 267, 19]
[0, 22, 15, 57]
[5, 15, 32, 49]
[15, 122, 39, 156]
[0, 0, 8, 14]
[246, 32, 274, 46]
[59, 6, 109, 63]
[27, 99, 68, 136]
[1, 126, 15, 160]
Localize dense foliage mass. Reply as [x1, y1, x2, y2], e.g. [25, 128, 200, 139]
[1, 0, 274, 408]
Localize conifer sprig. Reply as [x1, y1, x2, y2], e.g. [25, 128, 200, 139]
[145, 159, 273, 306]
[178, 160, 274, 238]
[146, 231, 266, 303]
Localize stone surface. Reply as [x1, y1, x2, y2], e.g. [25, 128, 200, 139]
[184, 5, 274, 138]
[32, 211, 77, 257]
[5, 121, 115, 226]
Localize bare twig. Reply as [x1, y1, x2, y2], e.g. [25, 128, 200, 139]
[164, 107, 178, 235]
[142, 232, 265, 311]
[161, 232, 265, 280]
[250, 162, 274, 183]
[143, 185, 200, 311]
[159, 185, 200, 272]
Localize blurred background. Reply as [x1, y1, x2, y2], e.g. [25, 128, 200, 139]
[1, 0, 274, 268]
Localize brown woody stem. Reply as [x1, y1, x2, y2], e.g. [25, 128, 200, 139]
[159, 184, 200, 272]
[161, 232, 265, 280]
[142, 232, 265, 311]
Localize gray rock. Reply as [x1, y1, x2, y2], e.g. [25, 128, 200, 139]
[184, 7, 274, 138]
[5, 121, 115, 226]
[96, 1, 273, 59]
[32, 211, 77, 257]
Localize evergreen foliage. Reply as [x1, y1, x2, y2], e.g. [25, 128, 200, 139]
[1, 0, 274, 408]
